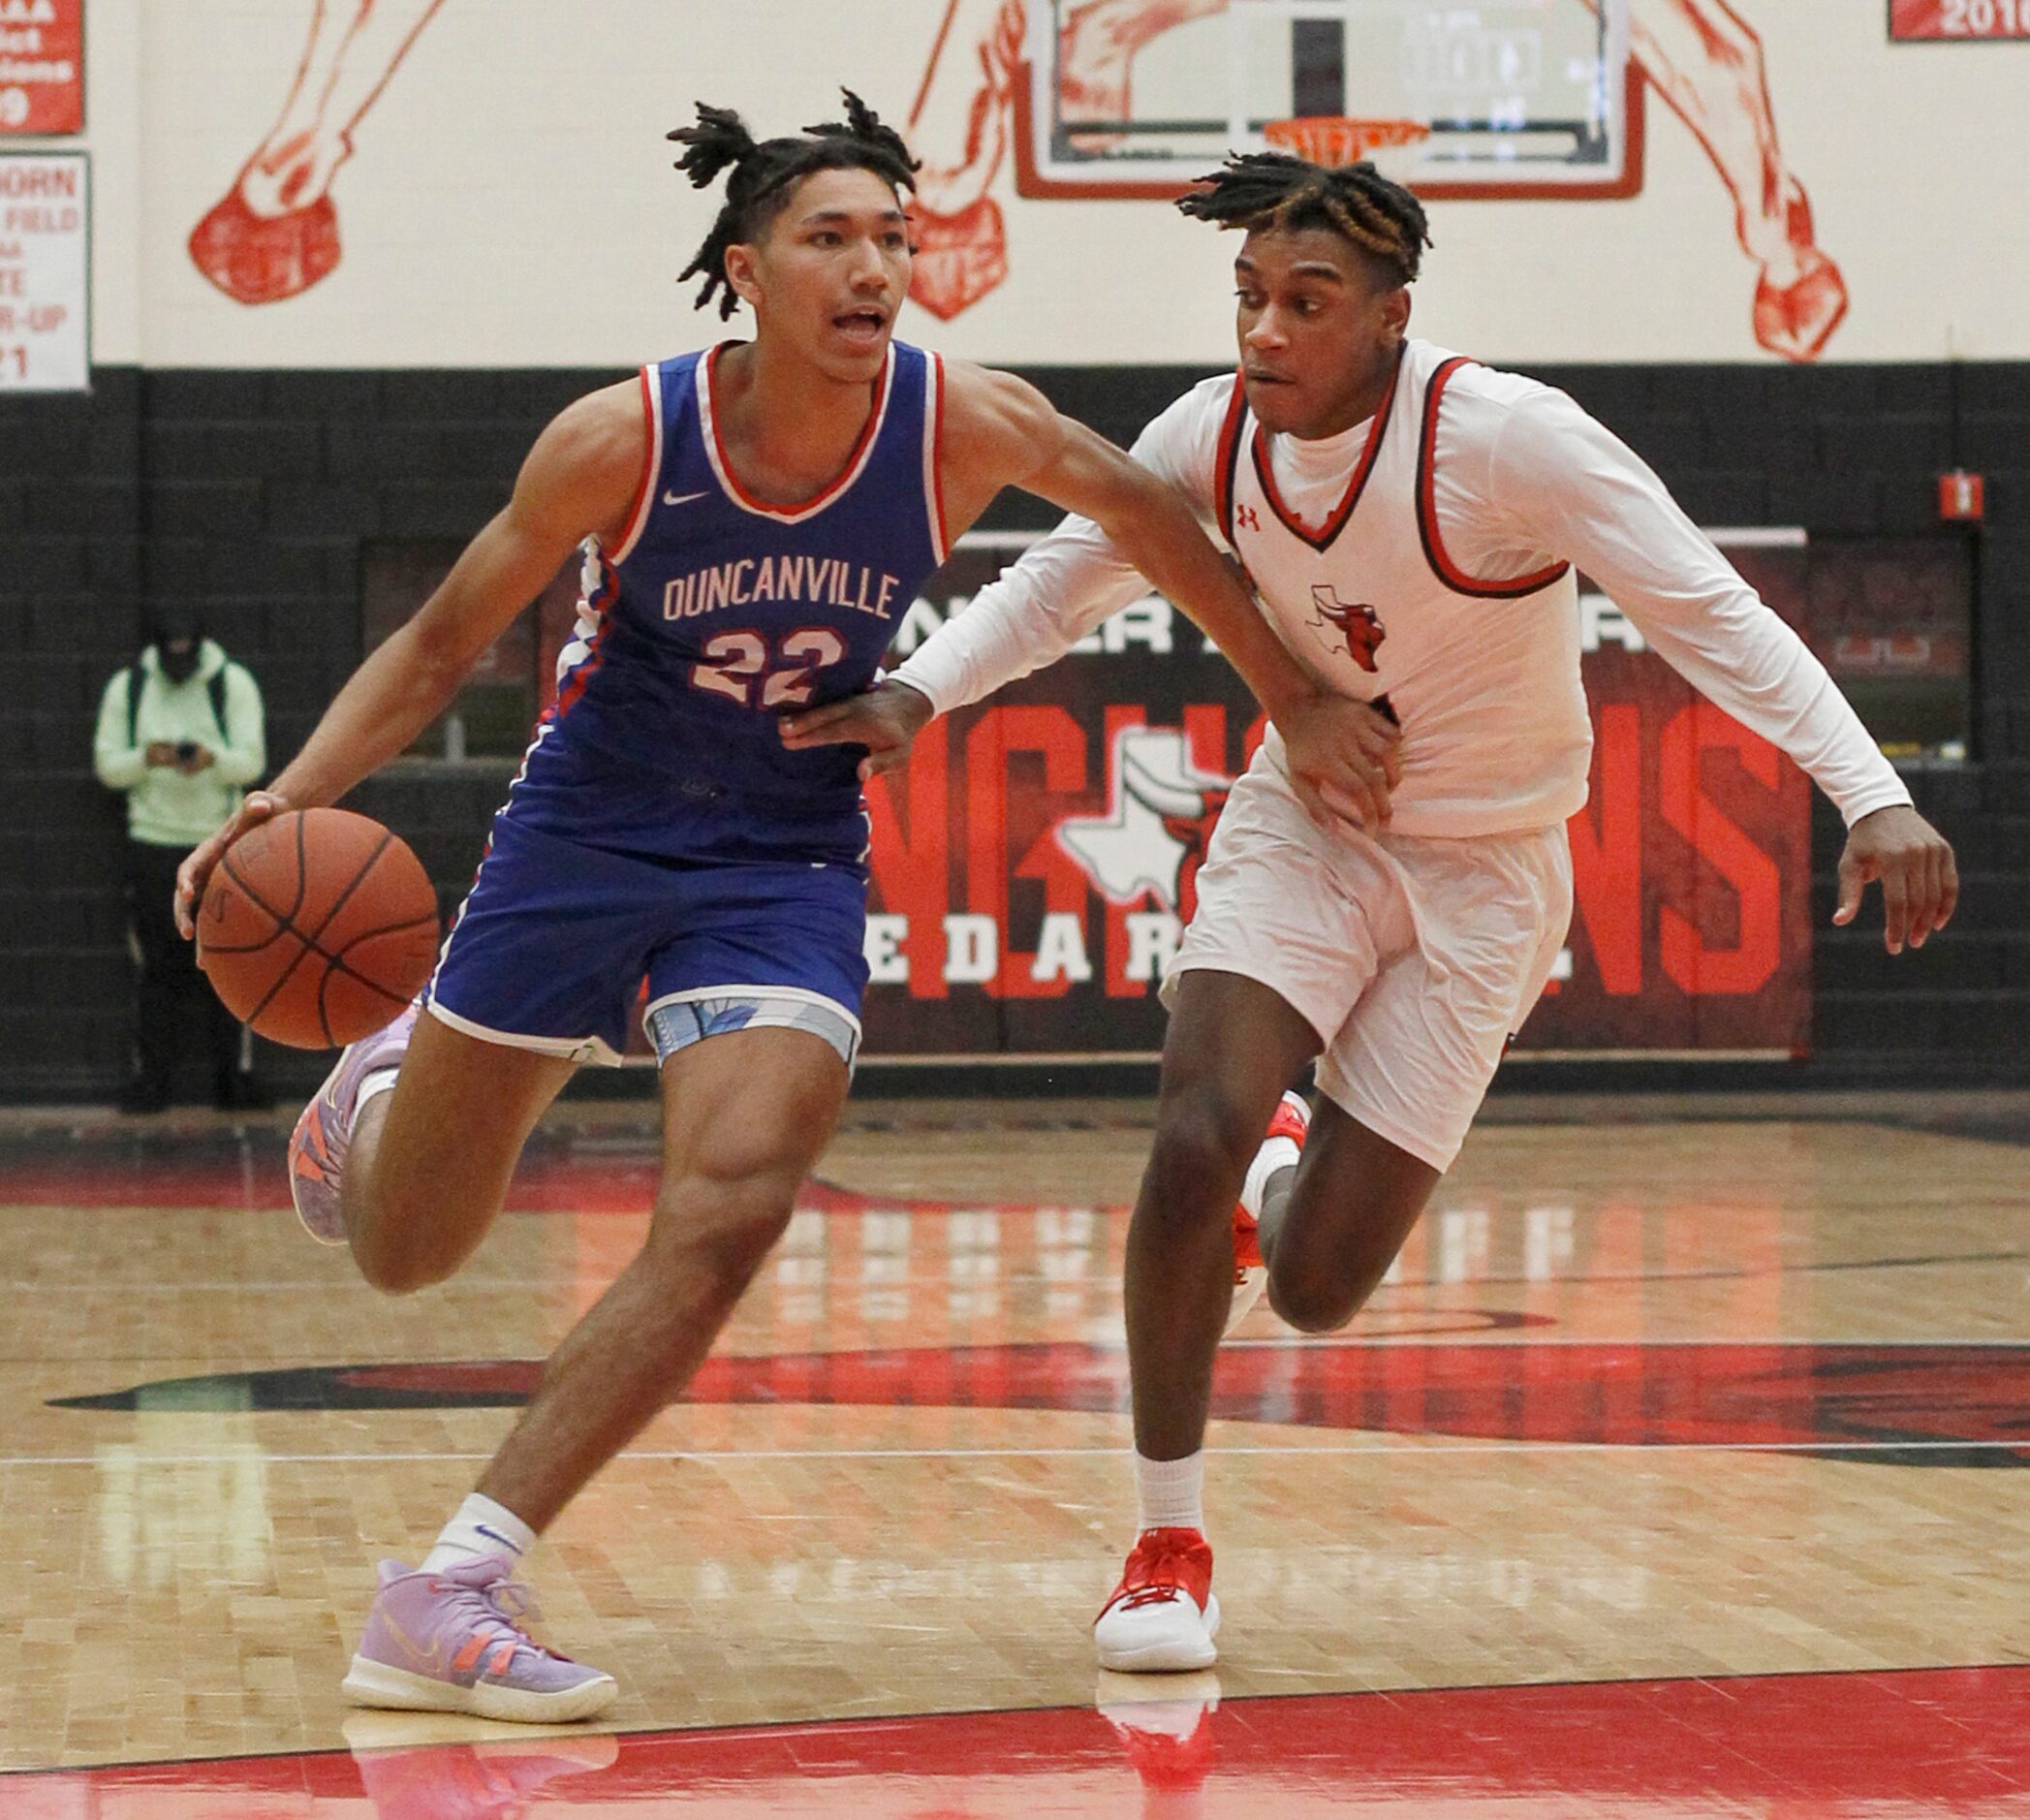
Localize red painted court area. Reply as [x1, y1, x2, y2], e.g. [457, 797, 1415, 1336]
[54, 1340, 2030, 1463]
[10, 1667, 2026, 1815]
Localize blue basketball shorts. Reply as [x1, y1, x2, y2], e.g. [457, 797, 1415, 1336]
[425, 813, 868, 1069]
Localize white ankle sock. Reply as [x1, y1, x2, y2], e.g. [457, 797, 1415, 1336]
[1240, 1136, 1301, 1220]
[420, 1493, 537, 1573]
[356, 1067, 400, 1113]
[1135, 1450, 1205, 1533]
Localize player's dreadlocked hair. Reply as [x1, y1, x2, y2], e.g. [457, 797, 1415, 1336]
[1176, 151, 1431, 285]
[670, 89, 920, 319]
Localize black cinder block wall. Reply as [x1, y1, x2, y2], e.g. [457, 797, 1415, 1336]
[4, 361, 2028, 1100]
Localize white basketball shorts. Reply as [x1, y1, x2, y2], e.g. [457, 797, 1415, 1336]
[1163, 753, 1573, 1173]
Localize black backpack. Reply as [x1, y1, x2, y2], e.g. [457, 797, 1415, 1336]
[125, 655, 230, 748]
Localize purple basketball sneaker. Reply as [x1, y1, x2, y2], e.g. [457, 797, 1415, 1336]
[288, 1001, 419, 1244]
[341, 1556, 618, 1724]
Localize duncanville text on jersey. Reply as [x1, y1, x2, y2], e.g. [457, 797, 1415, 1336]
[661, 555, 902, 622]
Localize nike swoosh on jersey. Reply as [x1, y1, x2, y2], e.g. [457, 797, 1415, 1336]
[663, 489, 708, 506]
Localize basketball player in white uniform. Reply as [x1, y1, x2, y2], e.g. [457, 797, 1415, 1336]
[783, 151, 1957, 1673]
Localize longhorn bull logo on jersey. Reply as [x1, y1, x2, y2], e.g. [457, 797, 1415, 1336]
[1308, 585, 1387, 673]
[1054, 726, 1233, 921]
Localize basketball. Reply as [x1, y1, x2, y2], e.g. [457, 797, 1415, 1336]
[196, 809, 440, 1050]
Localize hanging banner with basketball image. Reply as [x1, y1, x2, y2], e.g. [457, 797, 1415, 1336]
[855, 534, 1815, 1062]
[0, 0, 81, 136]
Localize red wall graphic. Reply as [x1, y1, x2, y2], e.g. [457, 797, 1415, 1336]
[190, 0, 1846, 364]
[188, 0, 443, 305]
[859, 542, 1814, 1060]
[0, 0, 81, 136]
[907, 0, 1848, 361]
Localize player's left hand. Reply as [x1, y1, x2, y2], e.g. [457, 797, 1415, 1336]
[779, 678, 936, 782]
[1833, 803, 1958, 955]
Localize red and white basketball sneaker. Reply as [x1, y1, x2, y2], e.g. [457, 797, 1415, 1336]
[1094, 1526, 1219, 1672]
[1229, 1090, 1309, 1334]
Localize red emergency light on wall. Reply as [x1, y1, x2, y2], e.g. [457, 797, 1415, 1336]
[1938, 471, 1985, 521]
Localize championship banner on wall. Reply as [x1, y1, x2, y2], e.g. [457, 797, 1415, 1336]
[0, 151, 87, 389]
[858, 533, 1813, 1062]
[1889, 0, 2030, 39]
[0, 0, 81, 135]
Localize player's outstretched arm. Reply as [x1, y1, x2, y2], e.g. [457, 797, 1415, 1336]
[174, 382, 643, 936]
[788, 362, 1399, 829]
[1487, 387, 1957, 952]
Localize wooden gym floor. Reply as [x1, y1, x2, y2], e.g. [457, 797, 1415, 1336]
[0, 1089, 2025, 1814]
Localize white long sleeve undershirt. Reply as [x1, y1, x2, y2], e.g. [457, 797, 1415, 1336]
[895, 370, 1910, 831]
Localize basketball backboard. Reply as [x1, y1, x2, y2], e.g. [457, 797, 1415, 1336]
[1016, 0, 1641, 200]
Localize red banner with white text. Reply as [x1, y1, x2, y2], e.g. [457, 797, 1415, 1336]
[858, 537, 1815, 1060]
[0, 0, 82, 135]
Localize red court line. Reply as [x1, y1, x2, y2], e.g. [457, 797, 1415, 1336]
[6, 1666, 2026, 1812]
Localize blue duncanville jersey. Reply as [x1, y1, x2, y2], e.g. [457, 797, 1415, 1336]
[510, 338, 949, 862]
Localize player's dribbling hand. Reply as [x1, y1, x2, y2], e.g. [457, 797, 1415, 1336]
[779, 678, 936, 783]
[174, 789, 291, 941]
[1833, 803, 1958, 955]
[1280, 693, 1402, 834]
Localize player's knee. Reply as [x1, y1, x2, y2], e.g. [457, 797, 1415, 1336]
[1143, 1087, 1264, 1216]
[1265, 1263, 1359, 1334]
[1265, 1239, 1389, 1334]
[650, 1172, 796, 1280]
[354, 1228, 460, 1297]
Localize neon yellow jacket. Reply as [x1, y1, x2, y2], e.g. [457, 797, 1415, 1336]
[93, 641, 266, 848]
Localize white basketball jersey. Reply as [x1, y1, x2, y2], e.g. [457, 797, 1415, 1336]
[1216, 339, 1590, 838]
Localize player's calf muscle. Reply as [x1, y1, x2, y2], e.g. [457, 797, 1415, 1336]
[1266, 1180, 1432, 1333]
[345, 1117, 501, 1294]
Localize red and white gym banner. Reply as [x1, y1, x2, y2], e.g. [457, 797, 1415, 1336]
[1889, 0, 2030, 37]
[0, 0, 82, 135]
[0, 152, 87, 389]
[859, 535, 1814, 1062]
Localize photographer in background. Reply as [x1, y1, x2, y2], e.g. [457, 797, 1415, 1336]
[93, 607, 270, 1113]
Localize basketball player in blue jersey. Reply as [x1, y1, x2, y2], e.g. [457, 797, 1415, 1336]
[173, 95, 1397, 1722]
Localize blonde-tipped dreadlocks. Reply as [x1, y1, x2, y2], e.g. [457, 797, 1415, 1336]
[1177, 150, 1431, 284]
[669, 89, 920, 319]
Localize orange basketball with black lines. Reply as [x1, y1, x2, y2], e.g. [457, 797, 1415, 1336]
[197, 809, 441, 1050]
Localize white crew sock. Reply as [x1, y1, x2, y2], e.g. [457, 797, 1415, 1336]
[1135, 1450, 1205, 1533]
[420, 1492, 538, 1573]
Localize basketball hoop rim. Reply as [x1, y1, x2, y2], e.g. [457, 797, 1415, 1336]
[1263, 115, 1431, 169]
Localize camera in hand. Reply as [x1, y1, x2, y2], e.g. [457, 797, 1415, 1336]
[174, 740, 200, 763]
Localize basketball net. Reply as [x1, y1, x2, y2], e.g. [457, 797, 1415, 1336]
[1263, 117, 1428, 181]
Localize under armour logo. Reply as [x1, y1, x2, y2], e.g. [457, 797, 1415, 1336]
[1234, 504, 1261, 534]
[1307, 584, 1386, 673]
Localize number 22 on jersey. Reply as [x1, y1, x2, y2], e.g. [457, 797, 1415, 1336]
[690, 628, 848, 709]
